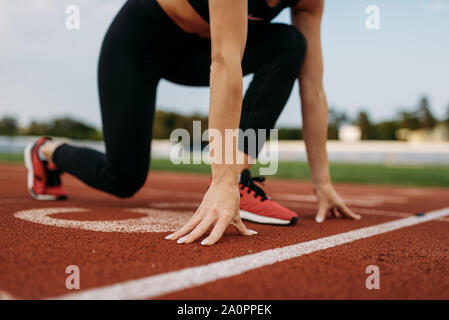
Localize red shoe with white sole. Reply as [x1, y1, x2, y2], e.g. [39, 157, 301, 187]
[24, 137, 67, 200]
[239, 169, 298, 225]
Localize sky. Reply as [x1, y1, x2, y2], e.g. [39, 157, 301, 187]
[0, 0, 448, 129]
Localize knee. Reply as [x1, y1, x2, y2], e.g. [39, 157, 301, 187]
[111, 172, 147, 198]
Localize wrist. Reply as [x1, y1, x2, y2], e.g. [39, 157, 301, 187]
[312, 174, 331, 191]
[211, 165, 239, 187]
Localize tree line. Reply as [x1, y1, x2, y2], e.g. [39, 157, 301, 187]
[0, 117, 102, 140]
[328, 96, 449, 140]
[1, 96, 448, 140]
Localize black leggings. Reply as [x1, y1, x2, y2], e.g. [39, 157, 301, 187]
[53, 0, 306, 198]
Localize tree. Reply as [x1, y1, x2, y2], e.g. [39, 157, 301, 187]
[356, 110, 374, 140]
[328, 108, 347, 140]
[277, 128, 303, 140]
[399, 111, 421, 130]
[373, 121, 399, 140]
[49, 118, 102, 140]
[445, 103, 449, 125]
[416, 96, 436, 129]
[27, 121, 50, 136]
[27, 117, 102, 140]
[0, 116, 19, 136]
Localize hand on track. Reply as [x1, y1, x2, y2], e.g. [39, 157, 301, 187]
[165, 183, 257, 246]
[314, 183, 362, 223]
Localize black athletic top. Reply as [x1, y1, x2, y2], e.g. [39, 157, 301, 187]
[187, 0, 300, 23]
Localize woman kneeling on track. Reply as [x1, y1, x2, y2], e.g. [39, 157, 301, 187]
[25, 0, 361, 246]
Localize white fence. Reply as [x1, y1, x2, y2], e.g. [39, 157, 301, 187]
[1, 136, 449, 166]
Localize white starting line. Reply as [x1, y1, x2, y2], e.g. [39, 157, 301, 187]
[13, 207, 193, 233]
[50, 206, 449, 300]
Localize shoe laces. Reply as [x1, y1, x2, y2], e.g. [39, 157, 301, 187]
[240, 170, 270, 202]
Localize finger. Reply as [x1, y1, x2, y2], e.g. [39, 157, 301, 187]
[166, 211, 203, 240]
[180, 216, 216, 244]
[332, 207, 342, 219]
[315, 205, 328, 223]
[201, 216, 231, 246]
[232, 218, 257, 236]
[338, 203, 361, 220]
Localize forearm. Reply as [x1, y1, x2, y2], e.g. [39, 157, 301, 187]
[301, 88, 331, 189]
[209, 57, 243, 186]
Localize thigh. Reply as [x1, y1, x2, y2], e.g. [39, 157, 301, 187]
[242, 23, 305, 73]
[162, 23, 304, 85]
[161, 27, 269, 86]
[161, 36, 212, 87]
[98, 2, 162, 179]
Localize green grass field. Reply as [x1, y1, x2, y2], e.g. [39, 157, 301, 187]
[2, 153, 448, 188]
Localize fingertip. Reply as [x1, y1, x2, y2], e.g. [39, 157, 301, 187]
[165, 234, 173, 240]
[204, 238, 217, 246]
[315, 216, 324, 223]
[248, 229, 258, 235]
[177, 236, 187, 244]
[170, 233, 182, 241]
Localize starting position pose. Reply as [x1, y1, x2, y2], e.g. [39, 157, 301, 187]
[25, 0, 361, 246]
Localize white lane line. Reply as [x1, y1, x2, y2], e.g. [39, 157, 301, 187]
[53, 206, 449, 300]
[14, 207, 193, 233]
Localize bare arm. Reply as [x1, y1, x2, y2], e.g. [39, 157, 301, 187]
[208, 0, 247, 182]
[291, 0, 329, 188]
[168, 0, 255, 245]
[291, 0, 361, 222]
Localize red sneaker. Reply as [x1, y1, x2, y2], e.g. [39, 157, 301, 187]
[24, 137, 67, 200]
[239, 169, 298, 225]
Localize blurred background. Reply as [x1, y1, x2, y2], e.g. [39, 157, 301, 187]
[1, 0, 448, 187]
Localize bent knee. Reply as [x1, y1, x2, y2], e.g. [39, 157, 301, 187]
[111, 173, 147, 198]
[277, 25, 307, 71]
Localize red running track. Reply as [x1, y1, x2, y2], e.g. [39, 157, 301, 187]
[0, 162, 448, 299]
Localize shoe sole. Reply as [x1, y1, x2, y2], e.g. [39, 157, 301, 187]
[240, 210, 298, 226]
[24, 142, 60, 201]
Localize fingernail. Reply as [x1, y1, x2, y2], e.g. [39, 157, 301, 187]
[248, 230, 258, 235]
[315, 217, 323, 223]
[177, 237, 187, 244]
[165, 234, 173, 240]
[356, 215, 362, 220]
[201, 239, 209, 246]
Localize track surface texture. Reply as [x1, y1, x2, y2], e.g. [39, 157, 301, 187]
[0, 162, 448, 300]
